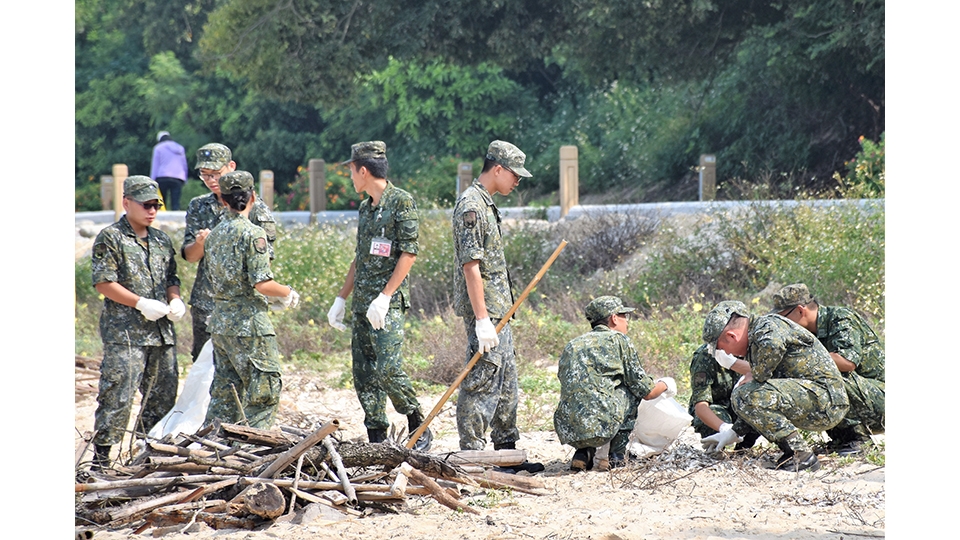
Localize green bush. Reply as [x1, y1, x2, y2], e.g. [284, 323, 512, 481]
[834, 133, 885, 199]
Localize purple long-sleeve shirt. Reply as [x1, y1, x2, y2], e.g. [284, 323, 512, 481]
[151, 140, 189, 182]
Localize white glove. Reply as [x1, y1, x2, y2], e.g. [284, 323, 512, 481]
[167, 298, 186, 322]
[714, 348, 738, 369]
[136, 297, 170, 322]
[475, 317, 500, 354]
[327, 297, 347, 331]
[701, 423, 743, 453]
[281, 287, 300, 309]
[657, 377, 677, 398]
[366, 293, 391, 330]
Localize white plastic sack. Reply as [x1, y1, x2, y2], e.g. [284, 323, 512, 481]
[148, 339, 215, 439]
[596, 395, 693, 465]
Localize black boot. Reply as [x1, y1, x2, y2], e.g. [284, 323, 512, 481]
[571, 447, 595, 471]
[772, 433, 819, 472]
[406, 410, 433, 452]
[367, 428, 388, 444]
[735, 431, 761, 451]
[493, 440, 516, 450]
[92, 444, 112, 471]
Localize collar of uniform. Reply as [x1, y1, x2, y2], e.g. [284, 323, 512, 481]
[118, 214, 155, 241]
[470, 179, 495, 206]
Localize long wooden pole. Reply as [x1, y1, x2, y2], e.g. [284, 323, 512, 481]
[406, 240, 568, 448]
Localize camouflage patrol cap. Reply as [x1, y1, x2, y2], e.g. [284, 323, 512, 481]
[219, 170, 255, 194]
[341, 141, 387, 165]
[486, 140, 532, 178]
[584, 296, 635, 325]
[702, 300, 750, 344]
[123, 175, 161, 203]
[195, 143, 232, 170]
[772, 283, 815, 312]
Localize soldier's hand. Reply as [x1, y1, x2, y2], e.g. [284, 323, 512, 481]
[136, 297, 170, 321]
[281, 287, 300, 309]
[475, 317, 500, 354]
[366, 293, 391, 330]
[327, 297, 347, 331]
[168, 298, 186, 321]
[701, 423, 742, 453]
[713, 348, 738, 369]
[656, 377, 677, 398]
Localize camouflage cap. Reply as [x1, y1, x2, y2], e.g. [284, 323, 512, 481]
[771, 283, 815, 313]
[584, 296, 635, 325]
[341, 141, 387, 165]
[219, 170, 255, 194]
[486, 140, 532, 178]
[701, 300, 750, 344]
[123, 175, 161, 203]
[195, 143, 232, 170]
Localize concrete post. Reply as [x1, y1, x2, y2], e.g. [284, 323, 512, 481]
[309, 159, 326, 224]
[112, 164, 127, 222]
[559, 146, 579, 218]
[100, 175, 114, 210]
[699, 154, 716, 201]
[457, 162, 473, 195]
[259, 170, 274, 209]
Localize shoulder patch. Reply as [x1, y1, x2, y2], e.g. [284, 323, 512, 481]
[255, 237, 268, 254]
[693, 372, 707, 385]
[463, 210, 477, 229]
[93, 243, 108, 258]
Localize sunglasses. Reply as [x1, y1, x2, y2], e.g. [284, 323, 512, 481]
[133, 200, 163, 211]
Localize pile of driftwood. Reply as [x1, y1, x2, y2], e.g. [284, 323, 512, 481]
[75, 420, 548, 535]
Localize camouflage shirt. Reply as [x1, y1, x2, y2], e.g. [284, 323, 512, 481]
[182, 192, 276, 311]
[747, 314, 846, 402]
[452, 180, 514, 318]
[91, 215, 179, 346]
[352, 181, 419, 313]
[553, 325, 656, 446]
[687, 343, 739, 416]
[204, 212, 276, 337]
[816, 305, 885, 382]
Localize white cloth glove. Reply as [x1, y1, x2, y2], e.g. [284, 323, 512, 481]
[281, 287, 300, 309]
[714, 348, 739, 369]
[167, 298, 186, 322]
[657, 377, 677, 398]
[135, 297, 170, 322]
[475, 317, 500, 354]
[327, 297, 347, 331]
[701, 423, 743, 453]
[366, 293, 391, 330]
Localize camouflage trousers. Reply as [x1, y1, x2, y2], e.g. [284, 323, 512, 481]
[691, 403, 760, 439]
[732, 378, 849, 443]
[190, 306, 212, 363]
[94, 342, 178, 446]
[351, 308, 422, 431]
[828, 371, 885, 440]
[564, 390, 640, 451]
[457, 317, 519, 450]
[205, 334, 282, 429]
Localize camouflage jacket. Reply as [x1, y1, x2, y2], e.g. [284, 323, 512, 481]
[91, 215, 179, 346]
[352, 181, 419, 313]
[204, 212, 275, 337]
[553, 325, 656, 445]
[452, 180, 514, 318]
[182, 192, 276, 311]
[747, 314, 847, 404]
[816, 305, 885, 382]
[687, 343, 739, 416]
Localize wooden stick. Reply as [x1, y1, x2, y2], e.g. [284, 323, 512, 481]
[323, 435, 357, 505]
[405, 466, 479, 514]
[287, 454, 305, 515]
[258, 420, 339, 478]
[76, 474, 233, 493]
[406, 240, 568, 448]
[441, 449, 527, 467]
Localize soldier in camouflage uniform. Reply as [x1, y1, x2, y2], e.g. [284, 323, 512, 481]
[202, 171, 299, 429]
[700, 301, 849, 471]
[181, 143, 277, 362]
[773, 283, 885, 455]
[687, 343, 760, 449]
[451, 140, 543, 473]
[91, 176, 184, 470]
[554, 296, 675, 471]
[327, 141, 432, 451]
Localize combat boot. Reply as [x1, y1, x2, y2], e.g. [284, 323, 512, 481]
[570, 447, 595, 471]
[406, 410, 433, 452]
[735, 431, 761, 451]
[92, 444, 112, 472]
[772, 432, 819, 472]
[367, 428, 388, 444]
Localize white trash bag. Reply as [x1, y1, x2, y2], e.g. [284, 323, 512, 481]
[148, 339, 215, 439]
[596, 395, 693, 466]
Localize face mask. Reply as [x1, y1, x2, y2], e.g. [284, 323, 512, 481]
[713, 349, 739, 369]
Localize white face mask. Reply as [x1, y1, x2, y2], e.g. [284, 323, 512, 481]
[713, 349, 739, 369]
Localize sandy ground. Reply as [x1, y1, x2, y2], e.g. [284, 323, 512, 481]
[75, 360, 885, 540]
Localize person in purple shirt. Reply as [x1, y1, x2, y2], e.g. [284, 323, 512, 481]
[151, 131, 189, 210]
